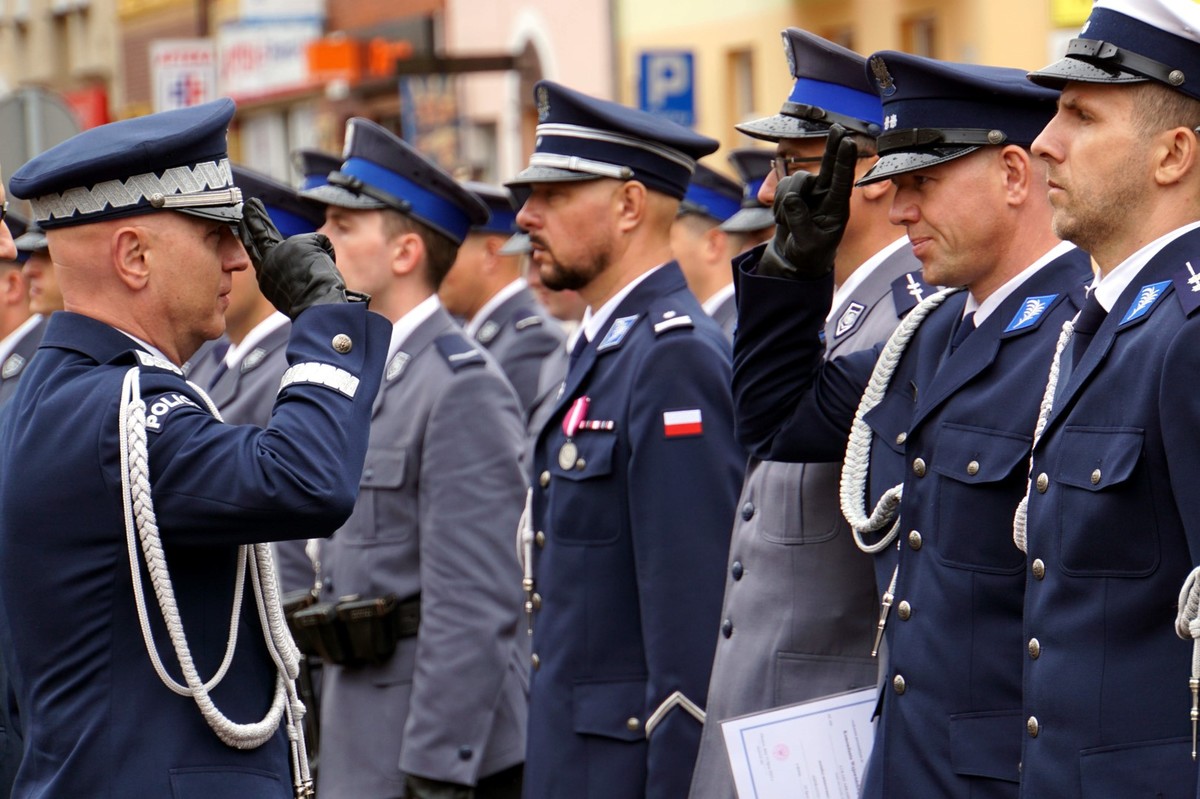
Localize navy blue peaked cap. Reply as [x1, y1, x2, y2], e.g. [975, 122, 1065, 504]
[721, 148, 773, 233]
[1029, 0, 1200, 102]
[463, 181, 518, 235]
[507, 80, 718, 200]
[738, 29, 883, 142]
[858, 53, 1060, 185]
[232, 166, 324, 238]
[14, 222, 47, 257]
[293, 148, 368, 209]
[680, 163, 742, 223]
[2, 210, 29, 264]
[10, 99, 242, 230]
[327, 118, 488, 245]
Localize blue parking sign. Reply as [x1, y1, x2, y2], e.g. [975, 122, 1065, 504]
[638, 51, 695, 127]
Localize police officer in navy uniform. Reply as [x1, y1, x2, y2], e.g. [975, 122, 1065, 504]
[733, 56, 1092, 797]
[510, 80, 743, 799]
[689, 30, 925, 799]
[440, 182, 564, 418]
[0, 98, 390, 798]
[1017, 1, 1200, 794]
[718, 147, 775, 253]
[670, 163, 744, 341]
[313, 118, 528, 799]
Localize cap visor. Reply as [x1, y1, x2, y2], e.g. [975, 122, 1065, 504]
[499, 232, 531, 256]
[720, 206, 773, 234]
[299, 184, 388, 210]
[13, 231, 46, 252]
[735, 114, 830, 143]
[1028, 57, 1149, 90]
[856, 146, 979, 186]
[505, 165, 607, 186]
[177, 204, 244, 224]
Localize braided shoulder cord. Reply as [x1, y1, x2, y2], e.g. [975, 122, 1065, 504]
[839, 286, 963, 553]
[118, 367, 313, 796]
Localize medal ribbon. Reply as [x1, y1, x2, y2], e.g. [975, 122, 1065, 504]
[562, 396, 590, 438]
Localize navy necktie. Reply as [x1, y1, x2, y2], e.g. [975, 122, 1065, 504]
[567, 333, 588, 374]
[949, 312, 975, 354]
[1071, 294, 1107, 364]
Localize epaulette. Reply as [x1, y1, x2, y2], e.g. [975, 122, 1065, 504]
[434, 334, 486, 371]
[513, 310, 545, 331]
[650, 309, 694, 337]
[1173, 261, 1200, 317]
[891, 271, 935, 316]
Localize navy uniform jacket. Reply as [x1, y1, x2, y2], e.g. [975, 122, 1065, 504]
[317, 305, 527, 798]
[0, 316, 46, 409]
[191, 321, 316, 594]
[734, 245, 1091, 797]
[689, 243, 922, 799]
[473, 285, 565, 416]
[0, 304, 388, 798]
[525, 263, 742, 799]
[1021, 228, 1200, 798]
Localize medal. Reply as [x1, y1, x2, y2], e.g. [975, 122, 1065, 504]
[557, 397, 590, 471]
[558, 440, 579, 470]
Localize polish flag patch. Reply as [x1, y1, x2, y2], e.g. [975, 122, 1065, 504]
[663, 409, 703, 438]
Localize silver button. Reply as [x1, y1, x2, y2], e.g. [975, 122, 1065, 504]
[967, 460, 980, 476]
[1027, 716, 1040, 737]
[575, 458, 586, 471]
[1036, 473, 1049, 493]
[1032, 558, 1045, 580]
[539, 470, 550, 488]
[535, 531, 546, 548]
[897, 600, 911, 621]
[531, 593, 542, 610]
[331, 334, 353, 353]
[896, 432, 907, 446]
[912, 458, 926, 477]
[1091, 468, 1101, 485]
[626, 717, 640, 732]
[908, 530, 923, 550]
[893, 674, 907, 694]
[1028, 638, 1041, 659]
[531, 653, 540, 670]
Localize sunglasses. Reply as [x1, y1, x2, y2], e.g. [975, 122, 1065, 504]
[773, 154, 872, 180]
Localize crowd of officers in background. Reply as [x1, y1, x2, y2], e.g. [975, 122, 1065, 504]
[2, 0, 1200, 797]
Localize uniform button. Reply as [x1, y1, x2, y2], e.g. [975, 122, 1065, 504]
[575, 458, 586, 470]
[626, 717, 640, 732]
[741, 502, 755, 521]
[721, 619, 734, 638]
[531, 653, 540, 670]
[535, 531, 546, 548]
[895, 432, 907, 446]
[531, 592, 542, 610]
[331, 333, 353, 353]
[1031, 558, 1045, 580]
[892, 674, 907, 695]
[1036, 473, 1049, 493]
[458, 745, 473, 760]
[731, 561, 744, 581]
[912, 458, 926, 477]
[967, 460, 980, 476]
[908, 530, 923, 550]
[896, 600, 912, 621]
[1091, 468, 1101, 485]
[539, 470, 550, 488]
[1027, 716, 1040, 737]
[362, 468, 374, 479]
[1028, 638, 1041, 659]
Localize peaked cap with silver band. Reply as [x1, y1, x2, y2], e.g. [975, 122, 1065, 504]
[292, 147, 374, 210]
[679, 163, 742, 224]
[857, 53, 1060, 186]
[720, 148, 774, 233]
[232, 165, 324, 237]
[325, 118, 488, 245]
[10, 99, 243, 229]
[737, 29, 883, 142]
[507, 80, 718, 200]
[464, 181, 519, 236]
[1029, 0, 1200, 101]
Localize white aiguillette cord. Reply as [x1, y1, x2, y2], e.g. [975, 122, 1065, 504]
[118, 366, 314, 797]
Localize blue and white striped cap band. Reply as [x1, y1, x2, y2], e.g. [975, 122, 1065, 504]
[331, 157, 475, 244]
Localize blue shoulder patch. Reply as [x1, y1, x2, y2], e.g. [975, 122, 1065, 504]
[891, 272, 933, 316]
[597, 314, 639, 351]
[1119, 280, 1172, 326]
[1173, 261, 1200, 317]
[434, 334, 485, 371]
[1003, 294, 1058, 333]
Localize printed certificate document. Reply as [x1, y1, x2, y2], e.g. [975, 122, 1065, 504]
[721, 687, 877, 799]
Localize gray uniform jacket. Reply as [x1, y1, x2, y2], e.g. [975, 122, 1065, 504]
[0, 316, 47, 409]
[709, 292, 737, 343]
[317, 305, 528, 798]
[689, 243, 924, 799]
[193, 322, 317, 594]
[473, 286, 564, 416]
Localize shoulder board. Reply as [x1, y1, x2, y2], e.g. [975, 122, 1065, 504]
[1001, 293, 1061, 335]
[1118, 280, 1173, 327]
[891, 271, 935, 316]
[1, 353, 26, 380]
[597, 314, 640, 352]
[434, 334, 485, 371]
[1173, 261, 1200, 317]
[135, 350, 183, 375]
[514, 312, 544, 331]
[652, 310, 694, 336]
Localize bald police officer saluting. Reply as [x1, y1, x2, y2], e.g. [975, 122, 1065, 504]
[0, 99, 390, 799]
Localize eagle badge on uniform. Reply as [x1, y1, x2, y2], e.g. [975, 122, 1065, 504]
[835, 302, 866, 339]
[240, 347, 267, 373]
[870, 55, 897, 96]
[1003, 294, 1057, 333]
[477, 320, 500, 344]
[1, 353, 25, 380]
[1119, 280, 1172, 325]
[386, 352, 411, 382]
[537, 85, 551, 122]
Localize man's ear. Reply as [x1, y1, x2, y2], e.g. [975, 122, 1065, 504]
[391, 230, 425, 278]
[112, 226, 150, 290]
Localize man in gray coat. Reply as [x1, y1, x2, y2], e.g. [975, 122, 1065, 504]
[314, 118, 528, 799]
[688, 29, 926, 799]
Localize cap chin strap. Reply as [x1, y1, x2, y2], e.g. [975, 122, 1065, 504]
[1066, 37, 1187, 88]
[118, 366, 314, 798]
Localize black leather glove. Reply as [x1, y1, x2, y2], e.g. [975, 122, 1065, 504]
[238, 197, 368, 319]
[404, 774, 474, 799]
[756, 124, 859, 280]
